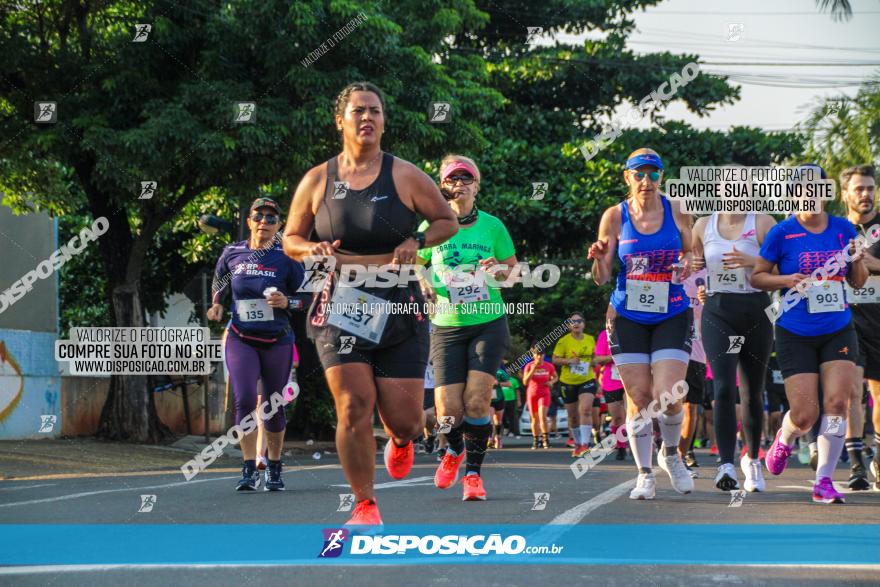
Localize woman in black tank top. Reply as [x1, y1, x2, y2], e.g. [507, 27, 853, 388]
[282, 82, 456, 530]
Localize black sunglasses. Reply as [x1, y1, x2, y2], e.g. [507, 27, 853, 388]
[444, 174, 475, 185]
[251, 212, 279, 225]
[570, 319, 584, 324]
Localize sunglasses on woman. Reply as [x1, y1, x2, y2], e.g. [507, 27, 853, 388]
[631, 170, 662, 182]
[250, 212, 279, 224]
[443, 174, 475, 185]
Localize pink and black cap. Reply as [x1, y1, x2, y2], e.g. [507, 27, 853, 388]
[250, 197, 281, 214]
[441, 160, 478, 181]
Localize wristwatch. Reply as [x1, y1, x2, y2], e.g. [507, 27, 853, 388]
[412, 231, 426, 249]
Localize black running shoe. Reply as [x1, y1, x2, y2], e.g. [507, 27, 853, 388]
[236, 463, 260, 491]
[685, 451, 699, 468]
[424, 434, 436, 454]
[532, 436, 539, 450]
[264, 461, 285, 491]
[615, 446, 626, 461]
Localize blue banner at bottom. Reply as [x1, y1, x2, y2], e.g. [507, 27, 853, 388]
[0, 525, 877, 565]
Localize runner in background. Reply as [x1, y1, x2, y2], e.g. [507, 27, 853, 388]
[208, 197, 304, 492]
[765, 350, 789, 444]
[589, 148, 695, 500]
[840, 164, 880, 491]
[755, 165, 868, 504]
[681, 268, 708, 471]
[523, 347, 558, 449]
[491, 367, 511, 448]
[594, 327, 627, 460]
[552, 312, 598, 457]
[419, 154, 518, 502]
[422, 359, 437, 454]
[502, 360, 522, 437]
[695, 208, 775, 492]
[256, 343, 300, 470]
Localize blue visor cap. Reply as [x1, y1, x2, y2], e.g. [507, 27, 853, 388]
[625, 153, 664, 171]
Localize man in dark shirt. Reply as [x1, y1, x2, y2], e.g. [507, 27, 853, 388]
[842, 164, 880, 491]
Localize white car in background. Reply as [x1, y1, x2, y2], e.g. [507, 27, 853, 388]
[519, 408, 568, 435]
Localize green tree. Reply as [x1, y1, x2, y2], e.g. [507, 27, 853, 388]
[799, 80, 880, 182]
[0, 0, 498, 441]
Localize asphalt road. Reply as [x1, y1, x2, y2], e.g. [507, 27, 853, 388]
[0, 438, 878, 586]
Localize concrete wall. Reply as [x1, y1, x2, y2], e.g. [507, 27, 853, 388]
[61, 369, 230, 437]
[0, 206, 58, 333]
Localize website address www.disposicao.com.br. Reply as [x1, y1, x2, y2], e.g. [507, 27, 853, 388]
[318, 530, 564, 558]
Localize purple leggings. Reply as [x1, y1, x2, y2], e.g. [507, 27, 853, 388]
[225, 331, 292, 433]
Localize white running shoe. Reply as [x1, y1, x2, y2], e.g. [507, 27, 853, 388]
[657, 444, 694, 494]
[741, 455, 765, 492]
[629, 472, 656, 500]
[715, 462, 740, 491]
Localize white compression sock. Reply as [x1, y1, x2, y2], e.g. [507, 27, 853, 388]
[571, 427, 581, 445]
[627, 417, 654, 472]
[780, 411, 805, 446]
[658, 411, 684, 450]
[580, 425, 592, 445]
[816, 415, 846, 480]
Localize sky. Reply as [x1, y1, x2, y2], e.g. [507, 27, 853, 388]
[559, 0, 880, 132]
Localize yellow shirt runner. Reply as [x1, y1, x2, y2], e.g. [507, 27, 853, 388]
[552, 333, 597, 385]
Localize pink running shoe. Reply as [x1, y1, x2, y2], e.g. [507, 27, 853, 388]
[812, 477, 845, 504]
[765, 429, 793, 476]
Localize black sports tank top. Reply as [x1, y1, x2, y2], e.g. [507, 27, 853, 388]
[313, 152, 416, 255]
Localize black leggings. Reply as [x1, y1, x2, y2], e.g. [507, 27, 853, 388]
[702, 292, 773, 464]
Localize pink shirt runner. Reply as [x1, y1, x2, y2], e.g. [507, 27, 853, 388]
[595, 330, 623, 391]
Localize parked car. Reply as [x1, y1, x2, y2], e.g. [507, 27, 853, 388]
[519, 408, 568, 435]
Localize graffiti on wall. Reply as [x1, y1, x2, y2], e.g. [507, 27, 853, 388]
[0, 341, 24, 424]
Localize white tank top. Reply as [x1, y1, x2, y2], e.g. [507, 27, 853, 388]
[703, 213, 761, 294]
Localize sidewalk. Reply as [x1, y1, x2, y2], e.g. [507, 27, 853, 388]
[0, 437, 336, 480]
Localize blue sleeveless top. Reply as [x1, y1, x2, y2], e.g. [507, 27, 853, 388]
[610, 196, 688, 324]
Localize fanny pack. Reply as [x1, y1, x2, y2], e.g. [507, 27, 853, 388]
[230, 322, 291, 345]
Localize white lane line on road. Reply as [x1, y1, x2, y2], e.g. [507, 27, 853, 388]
[0, 476, 238, 509]
[0, 483, 56, 492]
[522, 479, 636, 552]
[549, 479, 636, 525]
[331, 476, 435, 490]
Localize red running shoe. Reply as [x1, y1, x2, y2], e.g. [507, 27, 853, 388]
[462, 474, 487, 501]
[384, 439, 414, 480]
[566, 437, 575, 448]
[435, 450, 466, 489]
[345, 499, 384, 533]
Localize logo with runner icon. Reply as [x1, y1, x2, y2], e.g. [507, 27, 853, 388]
[437, 415, 455, 434]
[530, 182, 548, 200]
[318, 528, 350, 558]
[728, 490, 746, 507]
[298, 256, 336, 292]
[138, 494, 157, 513]
[629, 257, 648, 275]
[532, 492, 550, 510]
[38, 415, 56, 433]
[338, 336, 356, 355]
[337, 493, 355, 512]
[726, 336, 744, 354]
[333, 181, 349, 199]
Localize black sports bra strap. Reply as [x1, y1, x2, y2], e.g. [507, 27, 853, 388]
[318, 157, 339, 243]
[323, 156, 338, 203]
